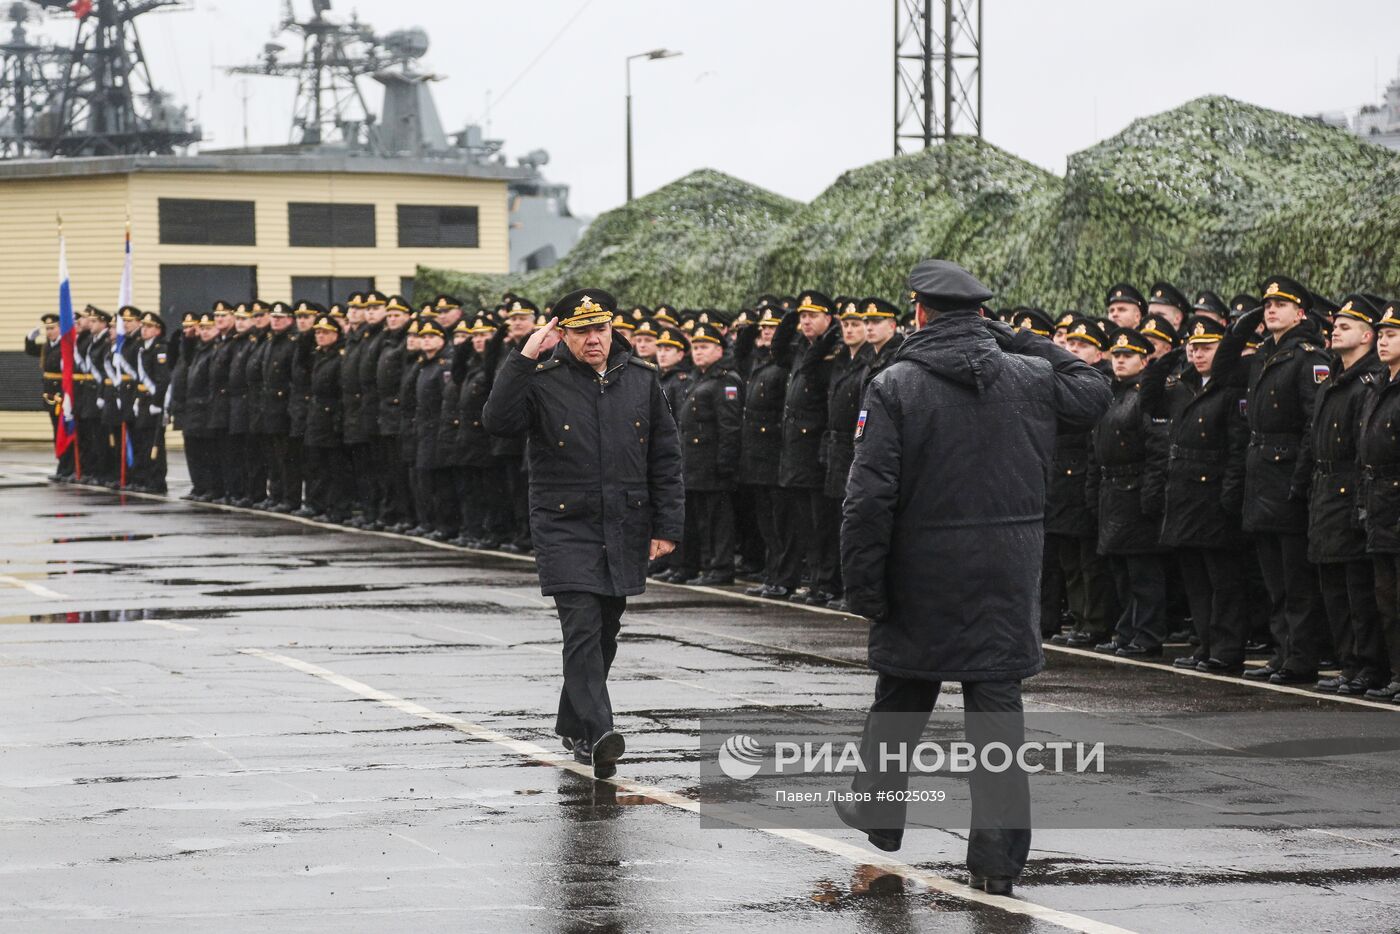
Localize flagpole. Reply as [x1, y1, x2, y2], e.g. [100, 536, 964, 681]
[60, 215, 81, 480]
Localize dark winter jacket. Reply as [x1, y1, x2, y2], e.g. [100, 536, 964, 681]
[678, 361, 744, 493]
[482, 337, 686, 597]
[179, 339, 219, 437]
[1086, 373, 1166, 555]
[823, 342, 871, 499]
[778, 315, 841, 489]
[413, 351, 450, 469]
[1301, 352, 1383, 563]
[1242, 321, 1332, 534]
[375, 327, 409, 436]
[259, 328, 299, 436]
[340, 326, 372, 446]
[841, 312, 1112, 681]
[1044, 359, 1112, 538]
[737, 335, 786, 486]
[245, 328, 271, 434]
[305, 341, 345, 449]
[1357, 368, 1400, 555]
[225, 331, 255, 435]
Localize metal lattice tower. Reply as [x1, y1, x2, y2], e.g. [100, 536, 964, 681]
[894, 0, 981, 155]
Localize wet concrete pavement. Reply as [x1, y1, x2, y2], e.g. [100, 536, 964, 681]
[2, 447, 1398, 933]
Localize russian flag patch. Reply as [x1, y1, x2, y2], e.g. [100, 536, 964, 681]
[855, 409, 868, 439]
[1313, 364, 1330, 384]
[724, 385, 738, 400]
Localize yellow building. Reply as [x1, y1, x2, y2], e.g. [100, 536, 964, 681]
[0, 153, 513, 440]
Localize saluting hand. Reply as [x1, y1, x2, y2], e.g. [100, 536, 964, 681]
[521, 317, 561, 359]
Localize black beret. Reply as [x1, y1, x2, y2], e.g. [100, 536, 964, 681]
[1105, 283, 1147, 311]
[907, 259, 993, 310]
[1107, 326, 1152, 355]
[555, 289, 616, 328]
[1147, 281, 1191, 312]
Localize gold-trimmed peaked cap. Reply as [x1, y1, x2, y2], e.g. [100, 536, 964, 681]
[1378, 301, 1400, 330]
[861, 297, 900, 320]
[503, 297, 539, 319]
[1106, 326, 1150, 355]
[1183, 315, 1226, 344]
[1260, 275, 1312, 311]
[795, 290, 835, 316]
[555, 289, 616, 329]
[1335, 293, 1382, 327]
[690, 323, 724, 345]
[1139, 313, 1180, 347]
[1105, 282, 1147, 311]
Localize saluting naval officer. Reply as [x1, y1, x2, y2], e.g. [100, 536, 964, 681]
[482, 289, 685, 779]
[836, 259, 1111, 894]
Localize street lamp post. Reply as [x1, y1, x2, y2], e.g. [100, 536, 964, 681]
[626, 48, 682, 203]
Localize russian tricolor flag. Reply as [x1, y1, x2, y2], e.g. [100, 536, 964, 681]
[55, 233, 76, 458]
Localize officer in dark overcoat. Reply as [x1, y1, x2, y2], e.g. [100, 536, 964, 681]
[836, 260, 1111, 892]
[737, 305, 790, 597]
[1357, 301, 1400, 703]
[482, 289, 684, 779]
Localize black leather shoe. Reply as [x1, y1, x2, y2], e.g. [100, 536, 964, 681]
[1364, 681, 1400, 700]
[757, 585, 791, 600]
[1315, 675, 1348, 693]
[1269, 669, 1317, 685]
[1243, 640, 1272, 653]
[559, 735, 578, 753]
[425, 530, 449, 543]
[743, 583, 768, 597]
[591, 730, 625, 780]
[826, 598, 850, 612]
[498, 543, 526, 555]
[1116, 644, 1163, 658]
[293, 506, 318, 519]
[1095, 639, 1126, 654]
[1337, 678, 1379, 696]
[1173, 655, 1205, 669]
[803, 590, 836, 606]
[1049, 633, 1074, 646]
[1065, 631, 1099, 647]
[1197, 658, 1244, 675]
[979, 877, 1014, 896]
[1242, 665, 1278, 680]
[692, 571, 735, 587]
[832, 797, 901, 852]
[671, 572, 703, 585]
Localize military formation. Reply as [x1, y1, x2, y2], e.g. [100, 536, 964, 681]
[25, 276, 1400, 702]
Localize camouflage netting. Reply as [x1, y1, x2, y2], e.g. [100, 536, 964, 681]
[419, 96, 1400, 312]
[416, 168, 801, 311]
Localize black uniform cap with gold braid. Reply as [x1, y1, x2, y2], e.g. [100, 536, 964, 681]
[328, 303, 346, 319]
[346, 293, 367, 309]
[1013, 308, 1054, 337]
[757, 307, 783, 327]
[860, 297, 900, 320]
[1183, 315, 1226, 344]
[612, 313, 636, 332]
[656, 325, 689, 351]
[1147, 281, 1190, 313]
[294, 300, 325, 317]
[434, 294, 462, 312]
[197, 312, 217, 327]
[312, 314, 341, 333]
[1055, 311, 1085, 332]
[211, 299, 234, 314]
[1139, 313, 1180, 347]
[418, 319, 445, 339]
[504, 298, 538, 319]
[1065, 319, 1106, 349]
[1260, 275, 1311, 311]
[180, 312, 197, 328]
[406, 318, 421, 335]
[1192, 290, 1229, 317]
[363, 290, 388, 307]
[250, 299, 271, 315]
[1336, 294, 1382, 327]
[470, 314, 495, 335]
[837, 299, 864, 321]
[453, 318, 472, 334]
[1228, 294, 1260, 320]
[795, 290, 835, 316]
[1378, 302, 1400, 330]
[634, 319, 660, 336]
[385, 295, 411, 314]
[233, 303, 253, 319]
[1105, 282, 1147, 311]
[1107, 326, 1150, 355]
[653, 304, 678, 326]
[269, 301, 293, 317]
[690, 323, 724, 346]
[138, 310, 165, 332]
[555, 289, 616, 329]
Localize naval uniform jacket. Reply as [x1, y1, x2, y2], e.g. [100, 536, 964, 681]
[1085, 372, 1167, 555]
[131, 337, 171, 428]
[1242, 322, 1331, 534]
[375, 328, 409, 437]
[1300, 352, 1383, 563]
[225, 331, 256, 435]
[482, 339, 685, 598]
[179, 340, 218, 437]
[678, 361, 743, 493]
[737, 341, 787, 487]
[1357, 369, 1400, 555]
[1045, 359, 1112, 538]
[776, 315, 841, 490]
[305, 342, 346, 449]
[823, 342, 872, 499]
[340, 326, 372, 447]
[259, 329, 299, 437]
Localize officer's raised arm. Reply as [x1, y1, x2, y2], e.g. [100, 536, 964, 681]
[481, 318, 557, 437]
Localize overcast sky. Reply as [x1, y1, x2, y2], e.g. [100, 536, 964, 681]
[31, 0, 1400, 216]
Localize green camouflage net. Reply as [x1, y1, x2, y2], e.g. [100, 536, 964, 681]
[419, 96, 1400, 312]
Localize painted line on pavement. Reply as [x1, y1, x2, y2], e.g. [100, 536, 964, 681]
[24, 472, 1400, 713]
[142, 619, 198, 632]
[239, 646, 1138, 934]
[0, 574, 68, 600]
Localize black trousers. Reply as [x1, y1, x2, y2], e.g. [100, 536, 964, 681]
[267, 434, 304, 508]
[748, 485, 782, 585]
[1254, 532, 1326, 674]
[455, 465, 485, 538]
[1046, 533, 1114, 637]
[375, 436, 409, 524]
[184, 434, 221, 497]
[481, 458, 514, 543]
[1369, 554, 1400, 683]
[304, 444, 344, 518]
[244, 433, 268, 503]
[1039, 535, 1068, 637]
[771, 486, 814, 589]
[1177, 548, 1247, 665]
[809, 491, 843, 594]
[48, 411, 76, 477]
[733, 485, 764, 571]
[429, 466, 460, 535]
[129, 422, 166, 491]
[852, 675, 1031, 880]
[347, 442, 375, 518]
[78, 416, 110, 482]
[1108, 553, 1167, 650]
[553, 591, 627, 744]
[221, 433, 248, 500]
[1317, 560, 1385, 683]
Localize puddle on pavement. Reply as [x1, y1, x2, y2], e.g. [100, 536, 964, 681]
[201, 583, 407, 597]
[811, 866, 909, 906]
[44, 533, 157, 544]
[0, 607, 235, 624]
[34, 512, 92, 518]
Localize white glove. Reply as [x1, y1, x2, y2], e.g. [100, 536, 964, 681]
[96, 398, 106, 410]
[147, 405, 162, 415]
[28, 327, 39, 341]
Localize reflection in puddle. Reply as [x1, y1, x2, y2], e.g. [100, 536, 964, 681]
[0, 607, 235, 624]
[201, 583, 407, 598]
